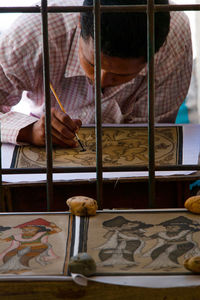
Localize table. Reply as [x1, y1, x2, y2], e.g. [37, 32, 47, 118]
[0, 209, 199, 299]
[0, 280, 200, 300]
[2, 174, 199, 212]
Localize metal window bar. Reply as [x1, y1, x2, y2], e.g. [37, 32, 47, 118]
[2, 4, 200, 13]
[0, 123, 3, 210]
[41, 0, 53, 211]
[94, 0, 103, 209]
[147, 0, 155, 208]
[0, 2, 200, 211]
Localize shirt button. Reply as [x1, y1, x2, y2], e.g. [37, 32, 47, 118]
[82, 111, 87, 117]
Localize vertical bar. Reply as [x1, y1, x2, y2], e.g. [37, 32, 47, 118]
[94, 0, 103, 209]
[147, 0, 156, 208]
[41, 0, 53, 211]
[0, 122, 4, 210]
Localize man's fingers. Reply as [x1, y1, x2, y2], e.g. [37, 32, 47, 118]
[51, 108, 82, 147]
[52, 108, 80, 133]
[51, 127, 78, 147]
[73, 119, 82, 130]
[26, 109, 82, 147]
[51, 114, 75, 139]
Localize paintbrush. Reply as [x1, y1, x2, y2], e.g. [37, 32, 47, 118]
[50, 83, 86, 151]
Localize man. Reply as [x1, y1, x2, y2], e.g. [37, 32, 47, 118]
[0, 0, 192, 147]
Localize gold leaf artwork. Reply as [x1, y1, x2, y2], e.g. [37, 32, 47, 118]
[11, 126, 182, 168]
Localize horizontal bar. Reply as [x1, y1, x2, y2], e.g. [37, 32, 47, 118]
[0, 6, 92, 13]
[102, 4, 200, 12]
[99, 4, 200, 12]
[0, 4, 200, 14]
[1, 164, 200, 174]
[155, 4, 200, 11]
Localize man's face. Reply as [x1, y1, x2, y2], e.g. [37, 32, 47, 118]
[79, 37, 146, 89]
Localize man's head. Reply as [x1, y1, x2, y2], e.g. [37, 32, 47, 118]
[80, 0, 170, 60]
[79, 0, 170, 88]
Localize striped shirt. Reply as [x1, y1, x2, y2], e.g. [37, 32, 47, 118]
[0, 0, 192, 144]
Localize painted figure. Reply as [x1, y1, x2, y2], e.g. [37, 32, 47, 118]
[143, 216, 200, 270]
[96, 216, 152, 267]
[0, 218, 62, 273]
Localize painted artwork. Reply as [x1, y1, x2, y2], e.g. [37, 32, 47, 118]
[11, 126, 182, 168]
[79, 211, 200, 275]
[0, 210, 200, 277]
[0, 213, 73, 276]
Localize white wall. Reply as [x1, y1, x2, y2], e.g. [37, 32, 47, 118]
[174, 1, 200, 122]
[0, 0, 36, 31]
[0, 1, 37, 114]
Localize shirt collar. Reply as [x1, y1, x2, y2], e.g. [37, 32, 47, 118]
[64, 26, 85, 78]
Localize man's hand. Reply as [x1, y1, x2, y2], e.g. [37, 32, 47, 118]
[17, 108, 82, 147]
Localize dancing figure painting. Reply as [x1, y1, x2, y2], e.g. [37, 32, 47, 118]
[79, 211, 200, 275]
[0, 214, 70, 276]
[0, 210, 199, 277]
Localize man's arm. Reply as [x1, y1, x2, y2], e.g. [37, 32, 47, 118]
[0, 8, 82, 147]
[0, 13, 43, 145]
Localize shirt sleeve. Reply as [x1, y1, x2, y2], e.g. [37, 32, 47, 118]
[0, 111, 38, 145]
[154, 11, 193, 123]
[123, 11, 193, 124]
[155, 41, 192, 123]
[0, 2, 76, 144]
[0, 12, 44, 144]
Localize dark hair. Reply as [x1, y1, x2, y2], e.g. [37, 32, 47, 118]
[80, 0, 170, 60]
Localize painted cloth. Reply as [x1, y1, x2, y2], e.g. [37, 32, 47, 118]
[0, 0, 192, 144]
